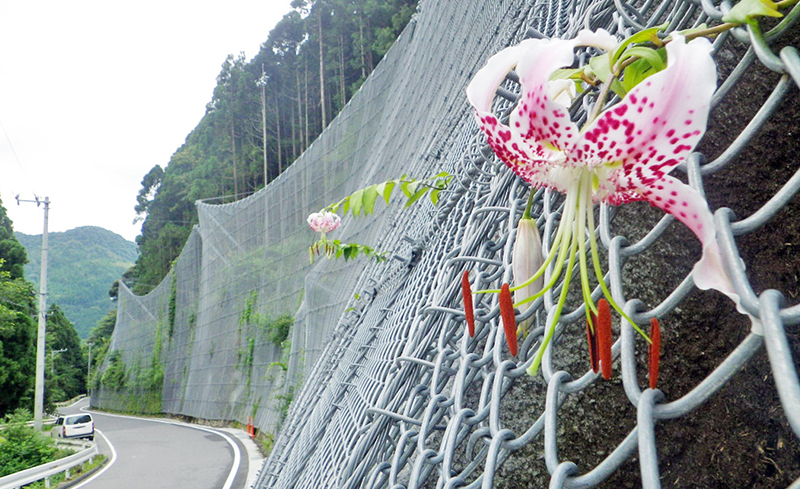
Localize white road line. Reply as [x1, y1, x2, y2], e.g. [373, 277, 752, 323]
[79, 405, 241, 489]
[70, 429, 117, 489]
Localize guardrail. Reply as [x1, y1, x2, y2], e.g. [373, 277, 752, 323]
[0, 439, 98, 489]
[0, 418, 55, 432]
[54, 394, 87, 408]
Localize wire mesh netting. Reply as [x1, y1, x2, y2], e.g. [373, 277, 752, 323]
[94, 0, 800, 487]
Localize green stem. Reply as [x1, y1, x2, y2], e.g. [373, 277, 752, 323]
[522, 190, 536, 220]
[577, 174, 598, 321]
[680, 22, 738, 42]
[480, 188, 575, 296]
[586, 80, 613, 125]
[511, 187, 578, 303]
[586, 200, 651, 343]
[528, 215, 580, 376]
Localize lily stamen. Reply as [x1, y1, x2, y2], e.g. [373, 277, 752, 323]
[499, 284, 518, 356]
[462, 270, 476, 337]
[649, 317, 662, 389]
[596, 298, 613, 380]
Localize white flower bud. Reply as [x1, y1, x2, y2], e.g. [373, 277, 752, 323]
[512, 217, 544, 331]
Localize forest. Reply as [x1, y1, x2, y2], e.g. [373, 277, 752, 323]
[129, 0, 418, 294]
[0, 197, 90, 417]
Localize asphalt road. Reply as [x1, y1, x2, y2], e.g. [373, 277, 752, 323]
[57, 398, 252, 489]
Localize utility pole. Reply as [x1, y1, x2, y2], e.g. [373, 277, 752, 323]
[51, 348, 67, 376]
[17, 195, 50, 431]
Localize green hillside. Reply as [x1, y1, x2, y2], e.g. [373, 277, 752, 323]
[16, 226, 137, 339]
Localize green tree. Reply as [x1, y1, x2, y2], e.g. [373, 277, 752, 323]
[0, 196, 35, 417]
[0, 267, 36, 416]
[0, 196, 28, 279]
[366, 0, 416, 56]
[44, 304, 86, 407]
[87, 309, 116, 390]
[133, 165, 165, 224]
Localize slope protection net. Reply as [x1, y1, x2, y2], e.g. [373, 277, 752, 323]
[95, 0, 532, 436]
[95, 0, 800, 487]
[254, 1, 800, 488]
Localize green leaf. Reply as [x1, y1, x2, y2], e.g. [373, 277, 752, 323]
[618, 46, 666, 71]
[363, 185, 379, 215]
[375, 180, 396, 204]
[342, 196, 350, 216]
[350, 188, 364, 216]
[342, 246, 354, 261]
[621, 47, 667, 93]
[622, 58, 654, 92]
[551, 67, 586, 81]
[585, 57, 627, 95]
[401, 180, 419, 198]
[430, 189, 440, 205]
[588, 53, 613, 83]
[611, 23, 668, 65]
[405, 187, 429, 208]
[722, 0, 782, 23]
[434, 174, 453, 189]
[609, 79, 627, 98]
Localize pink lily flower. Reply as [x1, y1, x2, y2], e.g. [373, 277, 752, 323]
[307, 211, 341, 234]
[466, 31, 740, 373]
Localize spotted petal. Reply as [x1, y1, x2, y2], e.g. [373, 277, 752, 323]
[466, 37, 584, 186]
[512, 38, 582, 152]
[511, 28, 615, 155]
[640, 175, 740, 308]
[466, 41, 557, 174]
[570, 35, 717, 204]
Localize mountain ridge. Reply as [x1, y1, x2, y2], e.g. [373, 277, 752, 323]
[16, 225, 137, 339]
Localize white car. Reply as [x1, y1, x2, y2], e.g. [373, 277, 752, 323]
[51, 414, 94, 441]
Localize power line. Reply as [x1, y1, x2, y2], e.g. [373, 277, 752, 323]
[0, 118, 35, 198]
[0, 119, 25, 174]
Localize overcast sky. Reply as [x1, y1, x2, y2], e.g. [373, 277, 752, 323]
[0, 0, 293, 242]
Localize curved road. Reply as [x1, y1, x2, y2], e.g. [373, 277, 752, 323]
[57, 399, 257, 489]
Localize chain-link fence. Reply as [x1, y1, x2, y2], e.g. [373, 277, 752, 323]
[94, 0, 800, 487]
[255, 1, 800, 488]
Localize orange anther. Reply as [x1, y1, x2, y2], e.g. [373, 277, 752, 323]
[649, 317, 661, 389]
[462, 270, 475, 337]
[499, 283, 517, 356]
[596, 299, 613, 380]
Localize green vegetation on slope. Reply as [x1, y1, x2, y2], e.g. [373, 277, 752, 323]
[0, 410, 73, 477]
[17, 226, 137, 339]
